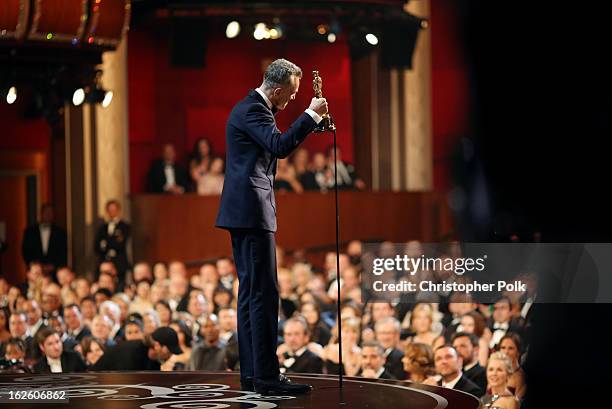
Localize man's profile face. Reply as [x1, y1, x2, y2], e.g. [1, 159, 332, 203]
[273, 75, 300, 110]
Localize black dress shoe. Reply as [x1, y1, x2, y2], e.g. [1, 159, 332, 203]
[253, 374, 312, 395]
[240, 377, 254, 392]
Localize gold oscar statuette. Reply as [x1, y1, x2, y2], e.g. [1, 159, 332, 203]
[312, 70, 336, 132]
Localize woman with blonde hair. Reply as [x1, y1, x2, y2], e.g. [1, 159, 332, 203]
[406, 303, 440, 346]
[323, 316, 362, 376]
[482, 352, 520, 409]
[402, 342, 435, 382]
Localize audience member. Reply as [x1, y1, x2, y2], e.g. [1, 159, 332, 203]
[21, 204, 67, 278]
[452, 332, 487, 396]
[33, 327, 86, 373]
[402, 342, 435, 383]
[358, 341, 395, 379]
[481, 352, 520, 409]
[188, 314, 227, 371]
[277, 317, 323, 374]
[427, 345, 481, 396]
[148, 144, 189, 194]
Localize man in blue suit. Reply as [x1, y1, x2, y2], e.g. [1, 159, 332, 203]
[216, 59, 327, 395]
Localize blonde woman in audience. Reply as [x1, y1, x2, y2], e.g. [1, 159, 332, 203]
[499, 333, 526, 399]
[459, 310, 492, 367]
[402, 342, 436, 383]
[161, 320, 193, 371]
[405, 303, 440, 346]
[323, 317, 362, 376]
[482, 352, 520, 409]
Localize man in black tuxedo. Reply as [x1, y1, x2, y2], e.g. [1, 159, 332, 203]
[375, 317, 407, 380]
[358, 341, 396, 380]
[63, 304, 91, 342]
[278, 318, 323, 374]
[147, 144, 189, 194]
[32, 327, 86, 373]
[21, 203, 67, 279]
[452, 332, 486, 396]
[216, 58, 327, 395]
[431, 345, 482, 397]
[487, 296, 524, 349]
[94, 200, 131, 283]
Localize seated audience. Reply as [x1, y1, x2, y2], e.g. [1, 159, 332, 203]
[148, 144, 189, 194]
[498, 333, 526, 399]
[124, 319, 145, 341]
[452, 332, 487, 396]
[188, 314, 227, 371]
[358, 341, 395, 379]
[79, 336, 106, 368]
[196, 157, 225, 195]
[277, 317, 324, 374]
[161, 320, 193, 371]
[375, 317, 406, 380]
[481, 352, 520, 409]
[92, 327, 182, 371]
[402, 342, 435, 383]
[33, 327, 86, 373]
[426, 345, 482, 396]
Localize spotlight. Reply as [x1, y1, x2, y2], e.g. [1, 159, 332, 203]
[6, 86, 17, 104]
[365, 33, 379, 45]
[254, 23, 267, 40]
[269, 27, 282, 39]
[327, 33, 337, 43]
[72, 88, 85, 106]
[317, 24, 328, 35]
[102, 91, 113, 108]
[226, 21, 240, 39]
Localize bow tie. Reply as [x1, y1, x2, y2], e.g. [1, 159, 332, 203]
[493, 322, 509, 330]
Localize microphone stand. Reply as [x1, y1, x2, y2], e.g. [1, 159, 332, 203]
[312, 70, 342, 389]
[313, 117, 342, 390]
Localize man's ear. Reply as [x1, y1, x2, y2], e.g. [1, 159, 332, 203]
[272, 87, 282, 97]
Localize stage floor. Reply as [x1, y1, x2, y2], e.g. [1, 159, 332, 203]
[0, 371, 480, 409]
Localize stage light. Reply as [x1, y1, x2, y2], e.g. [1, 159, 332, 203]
[327, 33, 337, 43]
[269, 27, 281, 39]
[102, 91, 113, 108]
[365, 33, 379, 45]
[254, 23, 267, 40]
[317, 24, 328, 35]
[6, 86, 17, 104]
[226, 21, 240, 38]
[72, 88, 85, 106]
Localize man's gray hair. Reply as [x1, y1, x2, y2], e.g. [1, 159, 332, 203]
[263, 58, 302, 88]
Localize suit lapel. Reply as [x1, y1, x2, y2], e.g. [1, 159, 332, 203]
[248, 89, 277, 115]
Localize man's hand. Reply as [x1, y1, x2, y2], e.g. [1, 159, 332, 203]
[309, 97, 328, 117]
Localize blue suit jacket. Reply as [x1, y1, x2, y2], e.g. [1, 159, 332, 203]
[216, 90, 316, 232]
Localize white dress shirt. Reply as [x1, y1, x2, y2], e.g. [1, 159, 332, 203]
[164, 162, 177, 190]
[39, 224, 51, 255]
[442, 372, 463, 389]
[47, 356, 63, 373]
